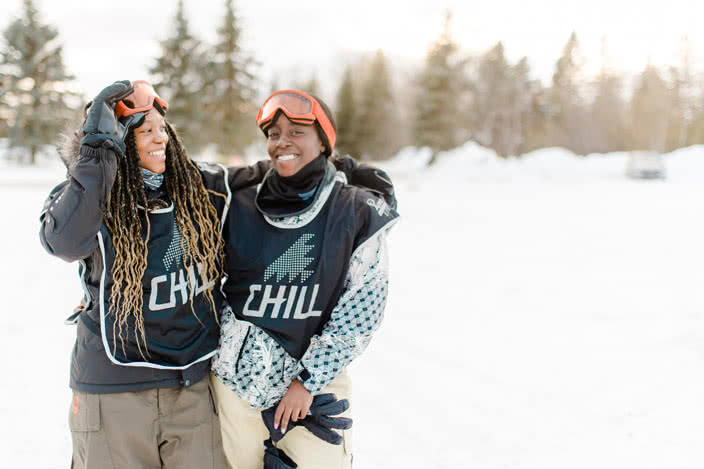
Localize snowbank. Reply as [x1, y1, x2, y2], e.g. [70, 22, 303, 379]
[380, 141, 704, 185]
[3, 137, 704, 187]
[664, 145, 704, 182]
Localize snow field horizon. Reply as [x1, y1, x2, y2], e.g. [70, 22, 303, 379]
[2, 142, 703, 468]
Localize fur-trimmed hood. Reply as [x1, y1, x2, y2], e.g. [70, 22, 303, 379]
[57, 128, 83, 169]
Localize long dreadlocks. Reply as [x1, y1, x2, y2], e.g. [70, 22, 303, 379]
[104, 121, 224, 359]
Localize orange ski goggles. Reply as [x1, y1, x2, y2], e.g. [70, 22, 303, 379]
[256, 90, 336, 150]
[115, 80, 168, 119]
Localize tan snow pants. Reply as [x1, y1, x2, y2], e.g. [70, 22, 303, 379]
[68, 376, 226, 469]
[210, 370, 353, 469]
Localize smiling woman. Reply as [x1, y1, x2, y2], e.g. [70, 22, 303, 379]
[257, 89, 336, 177]
[266, 118, 325, 177]
[38, 79, 271, 469]
[38, 79, 398, 469]
[134, 108, 169, 174]
[210, 90, 400, 469]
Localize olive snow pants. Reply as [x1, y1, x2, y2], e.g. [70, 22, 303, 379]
[68, 376, 226, 469]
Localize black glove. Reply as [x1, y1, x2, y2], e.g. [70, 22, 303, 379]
[80, 80, 133, 154]
[301, 393, 353, 444]
[332, 155, 397, 210]
[263, 438, 297, 469]
[261, 393, 353, 445]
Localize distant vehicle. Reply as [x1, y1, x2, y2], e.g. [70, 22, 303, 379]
[626, 152, 666, 180]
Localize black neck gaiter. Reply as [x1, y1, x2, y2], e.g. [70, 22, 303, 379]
[257, 154, 328, 217]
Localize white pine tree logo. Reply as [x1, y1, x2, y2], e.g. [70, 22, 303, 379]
[264, 234, 315, 283]
[163, 224, 189, 270]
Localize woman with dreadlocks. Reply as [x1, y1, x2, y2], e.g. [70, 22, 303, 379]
[210, 90, 400, 469]
[39, 80, 269, 468]
[40, 81, 395, 468]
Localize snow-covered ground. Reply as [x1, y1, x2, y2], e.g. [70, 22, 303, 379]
[2, 143, 704, 468]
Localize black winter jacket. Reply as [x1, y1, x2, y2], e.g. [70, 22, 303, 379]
[39, 138, 268, 393]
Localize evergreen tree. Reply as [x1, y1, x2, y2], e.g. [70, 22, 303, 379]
[520, 80, 550, 153]
[687, 73, 704, 146]
[662, 65, 685, 152]
[334, 66, 360, 157]
[549, 31, 589, 154]
[468, 44, 537, 157]
[0, 74, 8, 137]
[0, 0, 79, 164]
[470, 42, 511, 156]
[589, 38, 627, 153]
[357, 50, 396, 160]
[470, 43, 501, 151]
[630, 65, 670, 152]
[666, 37, 694, 150]
[506, 57, 538, 156]
[589, 71, 627, 152]
[687, 97, 704, 145]
[295, 74, 320, 96]
[150, 0, 209, 155]
[205, 0, 258, 159]
[414, 12, 461, 159]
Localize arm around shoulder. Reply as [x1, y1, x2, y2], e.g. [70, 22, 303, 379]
[196, 159, 271, 199]
[227, 159, 271, 191]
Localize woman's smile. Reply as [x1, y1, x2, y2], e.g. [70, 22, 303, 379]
[266, 115, 325, 177]
[147, 149, 166, 160]
[135, 108, 169, 174]
[277, 153, 299, 161]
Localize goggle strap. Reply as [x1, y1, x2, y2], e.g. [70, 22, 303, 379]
[257, 90, 336, 150]
[260, 110, 314, 129]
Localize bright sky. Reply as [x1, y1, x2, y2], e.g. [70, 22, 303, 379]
[2, 0, 702, 101]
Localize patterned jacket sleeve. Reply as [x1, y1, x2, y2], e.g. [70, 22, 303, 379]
[297, 230, 390, 394]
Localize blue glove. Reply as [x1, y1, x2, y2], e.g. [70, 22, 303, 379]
[80, 80, 133, 154]
[261, 393, 353, 445]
